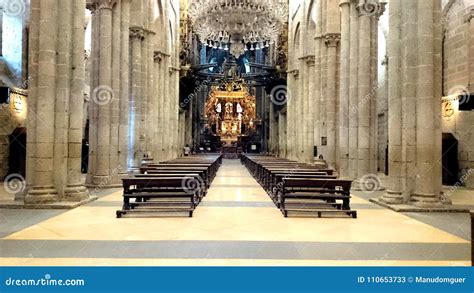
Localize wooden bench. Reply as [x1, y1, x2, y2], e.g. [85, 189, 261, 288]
[116, 177, 200, 218]
[241, 155, 357, 219]
[278, 178, 357, 218]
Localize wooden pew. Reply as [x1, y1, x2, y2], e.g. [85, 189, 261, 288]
[116, 177, 199, 218]
[241, 155, 357, 219]
[117, 155, 222, 218]
[278, 178, 357, 218]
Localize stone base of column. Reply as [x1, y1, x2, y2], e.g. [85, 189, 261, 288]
[379, 190, 404, 205]
[87, 175, 123, 189]
[24, 187, 58, 204]
[65, 184, 90, 202]
[410, 193, 443, 208]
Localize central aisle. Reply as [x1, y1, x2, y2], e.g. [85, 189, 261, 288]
[0, 159, 469, 266]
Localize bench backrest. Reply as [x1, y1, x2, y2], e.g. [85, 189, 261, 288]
[283, 178, 352, 191]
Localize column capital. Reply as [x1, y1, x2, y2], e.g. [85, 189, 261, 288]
[87, 0, 116, 11]
[130, 26, 145, 40]
[305, 55, 316, 66]
[324, 33, 341, 47]
[153, 51, 170, 63]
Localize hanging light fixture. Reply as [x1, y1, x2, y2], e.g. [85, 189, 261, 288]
[188, 0, 288, 58]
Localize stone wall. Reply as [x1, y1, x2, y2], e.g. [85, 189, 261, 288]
[442, 0, 474, 188]
[0, 91, 27, 179]
[0, 1, 29, 180]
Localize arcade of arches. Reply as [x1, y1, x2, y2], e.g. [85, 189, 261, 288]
[0, 0, 472, 266]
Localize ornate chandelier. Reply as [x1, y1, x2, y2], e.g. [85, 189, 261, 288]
[188, 0, 288, 58]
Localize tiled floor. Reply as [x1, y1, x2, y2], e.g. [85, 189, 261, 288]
[0, 160, 471, 266]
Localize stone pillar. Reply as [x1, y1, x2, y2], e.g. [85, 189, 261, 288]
[287, 70, 297, 160]
[411, 0, 439, 207]
[109, 1, 121, 175]
[305, 56, 315, 163]
[380, 0, 443, 207]
[466, 6, 474, 94]
[25, 0, 40, 198]
[339, 0, 351, 178]
[380, 0, 403, 204]
[25, 0, 90, 204]
[325, 33, 340, 169]
[356, 4, 372, 183]
[87, 0, 116, 185]
[129, 26, 145, 167]
[65, 0, 90, 200]
[313, 0, 323, 159]
[279, 112, 287, 158]
[348, 0, 359, 179]
[26, 0, 59, 203]
[119, 0, 130, 171]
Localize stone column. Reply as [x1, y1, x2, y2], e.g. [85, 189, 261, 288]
[356, 4, 372, 184]
[65, 0, 90, 201]
[25, 0, 40, 198]
[411, 0, 439, 206]
[380, 0, 443, 207]
[313, 0, 323, 159]
[380, 0, 403, 204]
[119, 0, 130, 171]
[279, 112, 287, 158]
[466, 6, 474, 94]
[286, 70, 297, 160]
[339, 0, 351, 178]
[93, 0, 115, 185]
[348, 0, 359, 179]
[325, 33, 340, 169]
[129, 26, 145, 167]
[26, 0, 90, 204]
[109, 1, 121, 176]
[305, 56, 315, 163]
[25, 0, 59, 203]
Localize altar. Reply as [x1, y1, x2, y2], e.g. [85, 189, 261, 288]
[205, 80, 257, 148]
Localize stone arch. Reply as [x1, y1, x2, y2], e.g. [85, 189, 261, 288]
[443, 0, 467, 17]
[293, 22, 301, 50]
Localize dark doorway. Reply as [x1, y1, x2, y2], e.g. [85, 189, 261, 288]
[8, 127, 27, 178]
[442, 133, 459, 186]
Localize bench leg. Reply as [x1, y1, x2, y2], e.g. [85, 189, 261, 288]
[122, 197, 131, 210]
[342, 199, 350, 211]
